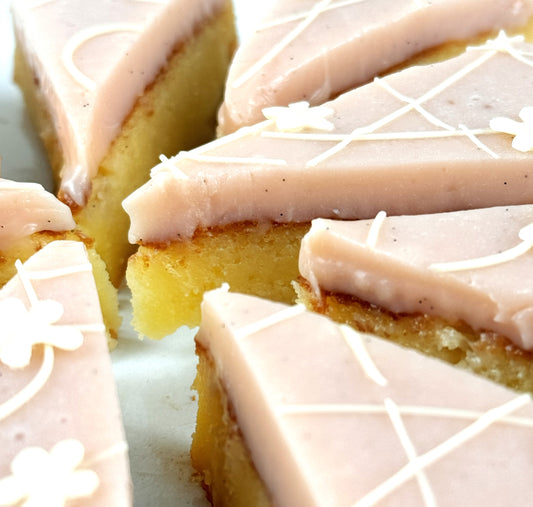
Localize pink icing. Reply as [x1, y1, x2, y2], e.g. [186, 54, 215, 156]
[299, 205, 533, 350]
[124, 35, 533, 244]
[197, 289, 533, 506]
[0, 179, 75, 251]
[0, 241, 131, 505]
[10, 0, 226, 206]
[218, 0, 533, 134]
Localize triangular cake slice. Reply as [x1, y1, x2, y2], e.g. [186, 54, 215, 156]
[0, 178, 120, 341]
[296, 205, 533, 391]
[192, 289, 533, 506]
[0, 241, 131, 505]
[124, 34, 533, 338]
[0, 179, 75, 277]
[218, 0, 533, 134]
[11, 0, 236, 284]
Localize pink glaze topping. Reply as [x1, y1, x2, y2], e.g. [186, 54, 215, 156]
[10, 0, 226, 206]
[299, 205, 533, 350]
[125, 34, 533, 244]
[0, 241, 131, 505]
[197, 289, 533, 507]
[218, 0, 533, 134]
[0, 179, 75, 251]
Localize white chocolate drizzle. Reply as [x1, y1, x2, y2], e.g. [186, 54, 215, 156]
[83, 440, 130, 468]
[261, 127, 495, 143]
[20, 261, 93, 281]
[152, 120, 275, 177]
[162, 31, 529, 181]
[280, 402, 533, 429]
[232, 0, 334, 89]
[0, 345, 54, 422]
[270, 317, 533, 505]
[256, 0, 371, 33]
[62, 24, 144, 91]
[0, 256, 104, 422]
[159, 154, 189, 179]
[339, 325, 388, 386]
[306, 40, 500, 167]
[458, 123, 500, 158]
[384, 397, 436, 507]
[235, 300, 388, 389]
[430, 222, 533, 272]
[234, 304, 307, 341]
[467, 31, 533, 66]
[180, 153, 288, 167]
[353, 393, 531, 506]
[365, 210, 387, 249]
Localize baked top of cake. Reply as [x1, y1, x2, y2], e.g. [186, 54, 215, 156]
[299, 205, 533, 351]
[197, 288, 533, 506]
[0, 240, 131, 505]
[217, 0, 533, 134]
[0, 178, 75, 251]
[124, 33, 533, 245]
[10, 0, 227, 207]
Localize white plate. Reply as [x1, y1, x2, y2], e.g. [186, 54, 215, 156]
[0, 2, 272, 505]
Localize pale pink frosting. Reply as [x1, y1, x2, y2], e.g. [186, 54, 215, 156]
[218, 0, 533, 134]
[299, 206, 533, 350]
[197, 289, 533, 507]
[0, 241, 131, 506]
[10, 0, 226, 206]
[124, 35, 533, 244]
[0, 178, 75, 251]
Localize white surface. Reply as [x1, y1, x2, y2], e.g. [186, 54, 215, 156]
[0, 1, 272, 505]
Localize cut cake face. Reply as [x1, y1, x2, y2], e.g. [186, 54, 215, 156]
[299, 205, 533, 351]
[195, 289, 533, 506]
[0, 240, 131, 505]
[10, 0, 229, 207]
[124, 33, 533, 245]
[218, 0, 533, 134]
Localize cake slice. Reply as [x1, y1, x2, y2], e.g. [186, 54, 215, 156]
[11, 0, 237, 285]
[192, 288, 533, 506]
[124, 33, 533, 338]
[296, 205, 533, 392]
[218, 0, 533, 134]
[0, 240, 131, 506]
[0, 178, 120, 341]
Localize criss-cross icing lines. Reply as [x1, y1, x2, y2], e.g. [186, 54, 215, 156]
[234, 303, 533, 506]
[302, 32, 533, 167]
[258, 32, 533, 168]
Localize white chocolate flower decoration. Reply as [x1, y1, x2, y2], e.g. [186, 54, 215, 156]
[263, 101, 335, 132]
[0, 298, 83, 369]
[490, 106, 533, 152]
[0, 440, 99, 506]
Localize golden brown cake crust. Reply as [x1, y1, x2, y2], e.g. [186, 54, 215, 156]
[191, 342, 272, 507]
[294, 277, 533, 394]
[127, 221, 310, 338]
[14, 0, 237, 286]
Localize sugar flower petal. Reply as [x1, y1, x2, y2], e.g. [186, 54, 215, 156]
[263, 101, 335, 132]
[0, 440, 99, 506]
[490, 106, 533, 152]
[0, 297, 83, 369]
